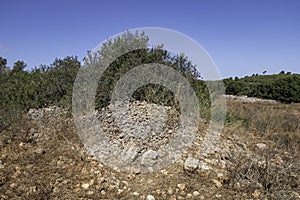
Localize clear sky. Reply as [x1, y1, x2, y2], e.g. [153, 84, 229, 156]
[1, 0, 299, 78]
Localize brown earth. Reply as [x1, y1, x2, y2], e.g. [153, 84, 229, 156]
[0, 99, 299, 199]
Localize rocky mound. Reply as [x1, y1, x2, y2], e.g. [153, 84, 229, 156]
[224, 94, 277, 103]
[0, 101, 299, 199]
[71, 100, 200, 173]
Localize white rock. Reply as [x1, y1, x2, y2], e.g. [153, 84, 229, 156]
[100, 190, 106, 195]
[198, 161, 210, 170]
[146, 194, 155, 200]
[87, 190, 94, 195]
[19, 142, 24, 147]
[217, 172, 225, 181]
[81, 183, 90, 190]
[167, 129, 173, 134]
[132, 191, 139, 196]
[122, 180, 129, 186]
[122, 144, 140, 163]
[212, 179, 222, 188]
[219, 160, 227, 169]
[252, 189, 260, 198]
[184, 157, 199, 171]
[117, 189, 123, 194]
[177, 183, 186, 190]
[193, 191, 200, 196]
[256, 143, 267, 150]
[141, 150, 159, 167]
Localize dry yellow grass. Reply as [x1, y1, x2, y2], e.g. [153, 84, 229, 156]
[0, 100, 299, 199]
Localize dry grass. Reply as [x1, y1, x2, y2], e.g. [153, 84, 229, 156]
[223, 100, 300, 199]
[0, 100, 299, 199]
[226, 101, 300, 135]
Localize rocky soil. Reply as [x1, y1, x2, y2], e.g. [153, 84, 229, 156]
[0, 100, 299, 199]
[224, 95, 277, 104]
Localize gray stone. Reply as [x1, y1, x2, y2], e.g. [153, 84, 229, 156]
[184, 157, 199, 171]
[198, 160, 210, 170]
[122, 144, 140, 163]
[141, 150, 159, 167]
[146, 194, 155, 200]
[256, 143, 267, 150]
[212, 179, 222, 188]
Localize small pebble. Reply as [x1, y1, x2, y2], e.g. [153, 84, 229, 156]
[193, 191, 200, 196]
[146, 194, 155, 200]
[81, 183, 89, 190]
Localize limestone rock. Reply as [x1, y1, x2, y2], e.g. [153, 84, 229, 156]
[256, 143, 266, 150]
[184, 157, 199, 171]
[141, 150, 159, 168]
[198, 160, 210, 170]
[146, 194, 155, 200]
[177, 183, 186, 191]
[212, 179, 222, 188]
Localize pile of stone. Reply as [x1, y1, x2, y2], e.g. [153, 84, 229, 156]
[27, 106, 69, 124]
[94, 101, 180, 149]
[224, 94, 277, 103]
[26, 106, 71, 142]
[74, 101, 189, 173]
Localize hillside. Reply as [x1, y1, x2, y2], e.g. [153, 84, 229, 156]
[0, 99, 299, 199]
[223, 73, 300, 103]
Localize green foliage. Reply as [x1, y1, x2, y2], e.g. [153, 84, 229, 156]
[0, 57, 8, 73]
[85, 31, 204, 110]
[224, 73, 300, 103]
[1, 32, 206, 130]
[0, 56, 80, 130]
[44, 56, 80, 108]
[12, 60, 27, 72]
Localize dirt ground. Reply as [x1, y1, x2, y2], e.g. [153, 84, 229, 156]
[0, 100, 299, 199]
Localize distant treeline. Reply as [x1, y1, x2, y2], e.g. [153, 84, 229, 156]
[223, 72, 300, 103]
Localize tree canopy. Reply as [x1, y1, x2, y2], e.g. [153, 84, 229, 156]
[0, 32, 207, 130]
[224, 73, 300, 103]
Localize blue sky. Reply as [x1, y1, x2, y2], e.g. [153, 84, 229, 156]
[1, 0, 299, 78]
